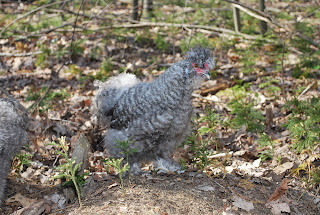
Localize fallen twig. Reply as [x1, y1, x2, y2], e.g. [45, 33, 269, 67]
[54, 22, 273, 42]
[0, 51, 42, 57]
[232, 4, 270, 23]
[297, 82, 315, 100]
[31, 0, 85, 114]
[0, 0, 71, 36]
[222, 0, 320, 48]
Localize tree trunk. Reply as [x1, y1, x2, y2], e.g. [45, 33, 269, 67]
[259, 0, 268, 36]
[233, 0, 241, 33]
[132, 0, 139, 20]
[142, 0, 153, 19]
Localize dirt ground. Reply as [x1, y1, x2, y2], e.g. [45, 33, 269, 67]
[1, 168, 318, 215]
[1, 1, 320, 213]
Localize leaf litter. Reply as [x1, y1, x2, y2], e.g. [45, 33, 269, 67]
[1, 0, 320, 214]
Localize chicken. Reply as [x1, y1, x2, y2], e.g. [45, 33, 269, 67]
[93, 47, 214, 174]
[0, 98, 29, 205]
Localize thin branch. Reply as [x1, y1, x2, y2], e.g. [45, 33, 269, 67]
[280, 38, 287, 101]
[222, 0, 320, 47]
[30, 62, 67, 113]
[56, 22, 273, 41]
[222, 0, 272, 21]
[68, 0, 86, 63]
[0, 0, 71, 36]
[0, 51, 42, 57]
[232, 4, 270, 23]
[46, 8, 106, 20]
[298, 82, 315, 100]
[31, 0, 85, 113]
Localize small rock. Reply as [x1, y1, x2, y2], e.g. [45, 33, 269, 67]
[31, 160, 44, 169]
[57, 197, 66, 209]
[40, 174, 49, 184]
[51, 193, 61, 204]
[188, 172, 196, 177]
[196, 173, 204, 178]
[21, 167, 34, 179]
[313, 198, 320, 204]
[196, 185, 215, 191]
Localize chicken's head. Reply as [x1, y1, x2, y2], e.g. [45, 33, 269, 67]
[185, 47, 214, 88]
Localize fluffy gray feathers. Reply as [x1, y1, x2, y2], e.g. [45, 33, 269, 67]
[0, 98, 29, 205]
[93, 47, 214, 173]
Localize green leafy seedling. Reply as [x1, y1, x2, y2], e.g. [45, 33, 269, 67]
[283, 97, 320, 152]
[12, 152, 33, 177]
[258, 133, 278, 162]
[50, 137, 85, 207]
[104, 157, 130, 192]
[227, 85, 264, 132]
[115, 139, 138, 179]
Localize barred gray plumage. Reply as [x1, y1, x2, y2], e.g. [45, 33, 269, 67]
[0, 98, 29, 205]
[93, 47, 214, 174]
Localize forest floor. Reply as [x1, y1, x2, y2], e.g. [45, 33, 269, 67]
[1, 0, 320, 214]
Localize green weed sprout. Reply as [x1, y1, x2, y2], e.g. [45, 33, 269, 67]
[228, 85, 264, 132]
[12, 152, 33, 177]
[104, 157, 130, 192]
[115, 139, 138, 164]
[50, 137, 84, 207]
[115, 139, 138, 179]
[283, 97, 320, 152]
[258, 133, 277, 162]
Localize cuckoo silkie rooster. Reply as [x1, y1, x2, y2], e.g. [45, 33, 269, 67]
[93, 47, 214, 174]
[0, 98, 29, 205]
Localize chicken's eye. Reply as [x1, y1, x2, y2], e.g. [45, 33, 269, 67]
[194, 64, 199, 68]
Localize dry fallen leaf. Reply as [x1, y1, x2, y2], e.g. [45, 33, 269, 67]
[10, 200, 50, 215]
[232, 195, 254, 212]
[267, 178, 288, 202]
[6, 193, 34, 207]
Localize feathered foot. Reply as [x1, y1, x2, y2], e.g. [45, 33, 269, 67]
[153, 157, 181, 174]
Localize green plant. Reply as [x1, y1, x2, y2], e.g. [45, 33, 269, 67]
[193, 137, 211, 170]
[291, 151, 319, 186]
[292, 51, 320, 78]
[26, 87, 70, 111]
[115, 139, 138, 179]
[104, 157, 130, 192]
[198, 108, 221, 151]
[258, 77, 281, 97]
[55, 39, 85, 60]
[237, 48, 259, 74]
[182, 132, 212, 171]
[198, 108, 220, 136]
[180, 33, 215, 52]
[154, 34, 169, 51]
[283, 97, 320, 152]
[257, 133, 277, 162]
[227, 85, 264, 132]
[89, 58, 114, 81]
[90, 45, 102, 60]
[12, 152, 33, 177]
[115, 139, 138, 165]
[50, 137, 85, 207]
[35, 44, 51, 68]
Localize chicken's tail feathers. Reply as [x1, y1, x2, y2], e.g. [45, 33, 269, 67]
[92, 73, 140, 125]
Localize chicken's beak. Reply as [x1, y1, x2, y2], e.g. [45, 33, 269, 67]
[203, 70, 210, 80]
[203, 63, 211, 79]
